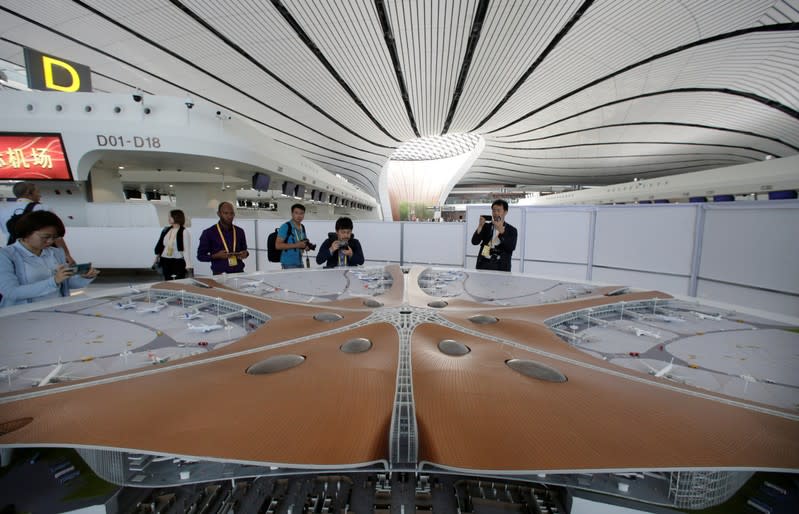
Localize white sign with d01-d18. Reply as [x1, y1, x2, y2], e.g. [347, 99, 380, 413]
[96, 135, 161, 148]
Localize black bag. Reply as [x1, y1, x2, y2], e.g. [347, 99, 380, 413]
[267, 225, 285, 263]
[6, 202, 38, 245]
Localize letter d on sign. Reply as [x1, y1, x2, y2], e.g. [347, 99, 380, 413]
[23, 47, 93, 93]
[42, 56, 80, 92]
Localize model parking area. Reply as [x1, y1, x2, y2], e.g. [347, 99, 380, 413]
[548, 300, 799, 410]
[0, 288, 262, 393]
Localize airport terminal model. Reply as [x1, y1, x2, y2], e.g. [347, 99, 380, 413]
[0, 266, 797, 511]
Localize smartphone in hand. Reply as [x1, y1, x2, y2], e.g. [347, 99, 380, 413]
[73, 262, 92, 274]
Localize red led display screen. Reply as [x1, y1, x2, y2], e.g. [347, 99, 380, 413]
[0, 133, 72, 180]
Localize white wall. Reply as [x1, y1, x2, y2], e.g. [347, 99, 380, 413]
[61, 202, 798, 316]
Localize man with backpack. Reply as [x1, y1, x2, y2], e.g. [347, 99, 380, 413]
[1, 182, 75, 265]
[274, 204, 315, 269]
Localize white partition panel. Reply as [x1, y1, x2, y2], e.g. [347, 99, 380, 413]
[697, 280, 799, 317]
[699, 204, 799, 295]
[592, 267, 690, 295]
[522, 261, 587, 281]
[403, 222, 465, 266]
[594, 206, 696, 275]
[191, 218, 257, 276]
[301, 220, 402, 265]
[68, 227, 162, 268]
[524, 208, 592, 264]
[85, 202, 159, 227]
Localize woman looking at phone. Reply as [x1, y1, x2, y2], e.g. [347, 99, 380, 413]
[0, 211, 98, 308]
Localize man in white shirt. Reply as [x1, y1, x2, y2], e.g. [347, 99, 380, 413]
[0, 182, 75, 264]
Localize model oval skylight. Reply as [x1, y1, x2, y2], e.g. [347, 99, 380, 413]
[438, 339, 470, 356]
[314, 312, 344, 322]
[246, 355, 305, 375]
[506, 359, 567, 383]
[340, 338, 373, 353]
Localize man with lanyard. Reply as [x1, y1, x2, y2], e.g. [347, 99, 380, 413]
[275, 203, 312, 269]
[196, 202, 249, 275]
[471, 199, 518, 272]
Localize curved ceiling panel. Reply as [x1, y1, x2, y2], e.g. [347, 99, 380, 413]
[0, 0, 796, 195]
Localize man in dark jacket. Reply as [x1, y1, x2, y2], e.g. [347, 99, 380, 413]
[316, 217, 365, 268]
[471, 199, 518, 272]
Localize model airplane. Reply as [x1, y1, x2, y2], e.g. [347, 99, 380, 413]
[34, 360, 66, 387]
[181, 309, 203, 320]
[187, 322, 223, 333]
[740, 374, 757, 393]
[115, 299, 136, 310]
[642, 358, 684, 381]
[147, 352, 169, 365]
[631, 327, 661, 339]
[138, 300, 168, 313]
[691, 311, 723, 321]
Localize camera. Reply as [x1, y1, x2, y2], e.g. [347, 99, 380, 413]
[302, 239, 316, 251]
[132, 93, 143, 103]
[338, 239, 349, 250]
[185, 97, 194, 109]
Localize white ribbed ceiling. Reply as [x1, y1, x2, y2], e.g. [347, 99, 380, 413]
[0, 0, 797, 197]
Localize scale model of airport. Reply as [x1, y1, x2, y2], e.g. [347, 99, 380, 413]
[0, 265, 796, 511]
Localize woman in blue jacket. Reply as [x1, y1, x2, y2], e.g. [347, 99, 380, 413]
[0, 211, 98, 307]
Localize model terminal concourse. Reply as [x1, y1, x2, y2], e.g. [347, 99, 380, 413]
[1, 1, 799, 513]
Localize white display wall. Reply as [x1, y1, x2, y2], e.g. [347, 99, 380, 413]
[66, 202, 798, 316]
[465, 202, 799, 316]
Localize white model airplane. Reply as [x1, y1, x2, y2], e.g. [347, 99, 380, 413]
[187, 322, 223, 333]
[138, 300, 168, 313]
[642, 358, 684, 381]
[691, 311, 723, 321]
[115, 299, 136, 310]
[34, 360, 65, 387]
[181, 309, 202, 320]
[631, 327, 662, 339]
[147, 352, 169, 365]
[740, 374, 757, 393]
[240, 279, 265, 290]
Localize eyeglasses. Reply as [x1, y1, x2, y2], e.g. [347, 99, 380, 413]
[34, 232, 58, 242]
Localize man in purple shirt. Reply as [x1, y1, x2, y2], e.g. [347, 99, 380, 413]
[196, 202, 249, 275]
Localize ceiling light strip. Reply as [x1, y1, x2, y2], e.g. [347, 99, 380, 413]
[481, 23, 799, 134]
[165, 0, 393, 149]
[270, 0, 401, 143]
[470, 0, 596, 131]
[374, 0, 421, 137]
[439, 0, 490, 135]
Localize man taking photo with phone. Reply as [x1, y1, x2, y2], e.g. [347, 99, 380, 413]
[316, 217, 364, 268]
[471, 199, 518, 272]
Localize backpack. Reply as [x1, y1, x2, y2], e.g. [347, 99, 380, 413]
[267, 227, 282, 262]
[6, 202, 38, 245]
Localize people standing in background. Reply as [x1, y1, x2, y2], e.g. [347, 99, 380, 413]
[154, 209, 192, 280]
[1, 182, 75, 265]
[196, 202, 249, 275]
[276, 204, 314, 269]
[0, 211, 98, 307]
[471, 199, 518, 272]
[316, 217, 364, 268]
